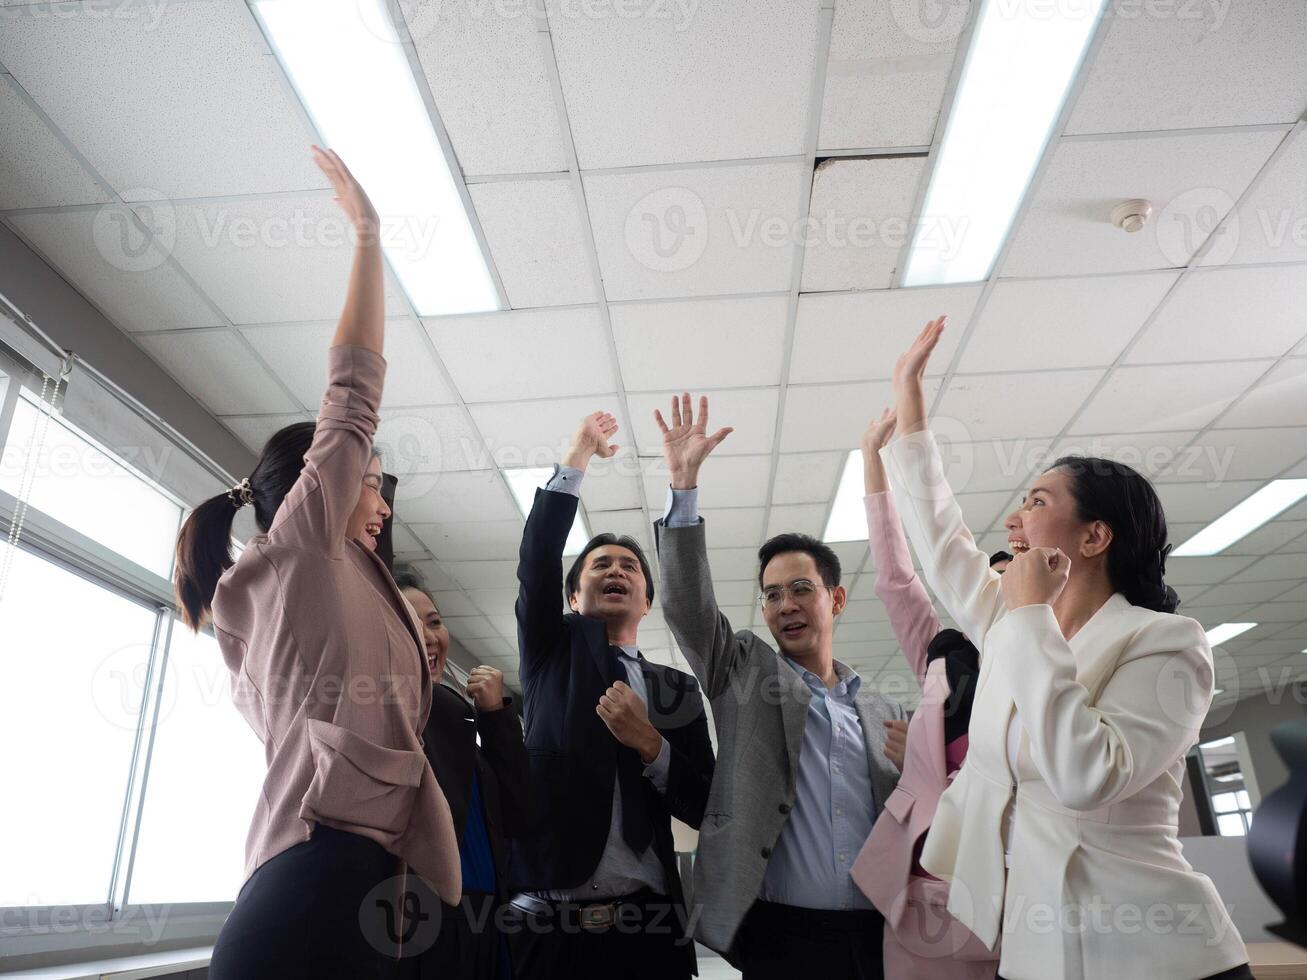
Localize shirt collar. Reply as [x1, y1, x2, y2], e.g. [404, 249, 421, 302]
[784, 656, 861, 700]
[613, 644, 641, 662]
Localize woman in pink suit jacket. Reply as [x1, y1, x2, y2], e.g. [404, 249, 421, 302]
[851, 408, 999, 980]
[173, 149, 460, 979]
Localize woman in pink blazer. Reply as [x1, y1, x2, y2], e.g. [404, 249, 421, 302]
[851, 408, 1000, 980]
[173, 148, 459, 979]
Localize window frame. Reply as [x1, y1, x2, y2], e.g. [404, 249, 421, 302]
[0, 348, 237, 960]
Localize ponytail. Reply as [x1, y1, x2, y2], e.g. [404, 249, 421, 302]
[1048, 455, 1179, 614]
[173, 421, 316, 631]
[174, 493, 240, 630]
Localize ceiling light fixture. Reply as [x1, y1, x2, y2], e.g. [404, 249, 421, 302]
[253, 0, 500, 316]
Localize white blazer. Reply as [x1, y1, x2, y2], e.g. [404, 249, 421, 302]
[881, 430, 1248, 980]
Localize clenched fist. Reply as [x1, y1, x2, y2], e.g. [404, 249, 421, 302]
[1001, 547, 1071, 611]
[883, 718, 908, 773]
[596, 681, 663, 764]
[466, 665, 506, 712]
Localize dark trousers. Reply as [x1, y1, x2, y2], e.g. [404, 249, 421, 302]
[734, 899, 884, 980]
[406, 891, 509, 980]
[211, 826, 405, 980]
[503, 890, 693, 980]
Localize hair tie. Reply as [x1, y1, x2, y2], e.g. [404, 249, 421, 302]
[227, 477, 255, 509]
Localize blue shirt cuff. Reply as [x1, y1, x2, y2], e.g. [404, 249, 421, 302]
[662, 485, 700, 527]
[643, 734, 671, 793]
[545, 463, 584, 497]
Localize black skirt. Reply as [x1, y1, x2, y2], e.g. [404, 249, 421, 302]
[211, 825, 405, 980]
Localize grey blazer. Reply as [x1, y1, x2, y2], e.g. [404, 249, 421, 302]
[654, 518, 905, 956]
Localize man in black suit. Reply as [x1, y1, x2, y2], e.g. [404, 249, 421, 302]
[505, 410, 715, 980]
[396, 571, 529, 980]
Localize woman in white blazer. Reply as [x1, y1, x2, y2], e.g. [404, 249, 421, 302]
[878, 317, 1251, 980]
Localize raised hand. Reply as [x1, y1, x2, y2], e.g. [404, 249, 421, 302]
[311, 145, 380, 242]
[562, 411, 620, 471]
[654, 393, 733, 490]
[861, 407, 897, 493]
[891, 315, 946, 436]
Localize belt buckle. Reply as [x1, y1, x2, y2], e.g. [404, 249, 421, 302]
[578, 903, 615, 930]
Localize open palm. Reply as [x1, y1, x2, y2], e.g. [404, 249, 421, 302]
[311, 145, 379, 237]
[654, 393, 732, 486]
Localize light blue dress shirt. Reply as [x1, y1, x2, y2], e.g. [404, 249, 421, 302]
[531, 465, 672, 901]
[664, 484, 876, 911]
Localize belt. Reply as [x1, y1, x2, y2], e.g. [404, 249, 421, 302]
[508, 889, 666, 932]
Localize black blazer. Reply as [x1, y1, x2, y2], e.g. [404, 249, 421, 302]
[421, 682, 529, 900]
[511, 488, 714, 917]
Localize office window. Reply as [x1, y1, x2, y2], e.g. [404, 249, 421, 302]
[0, 392, 183, 579]
[0, 546, 159, 906]
[1197, 736, 1257, 837]
[127, 620, 266, 904]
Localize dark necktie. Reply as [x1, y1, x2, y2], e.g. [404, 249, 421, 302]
[612, 647, 654, 854]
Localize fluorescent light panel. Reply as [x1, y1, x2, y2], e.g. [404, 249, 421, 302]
[902, 0, 1108, 285]
[1205, 622, 1257, 647]
[254, 0, 499, 316]
[504, 468, 590, 556]
[1173, 479, 1307, 556]
[823, 450, 866, 543]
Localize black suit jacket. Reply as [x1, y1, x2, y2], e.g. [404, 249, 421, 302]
[421, 682, 529, 900]
[511, 487, 714, 936]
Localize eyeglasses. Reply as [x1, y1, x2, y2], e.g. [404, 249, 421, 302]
[759, 579, 830, 608]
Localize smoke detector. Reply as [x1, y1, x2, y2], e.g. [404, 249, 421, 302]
[1111, 199, 1153, 234]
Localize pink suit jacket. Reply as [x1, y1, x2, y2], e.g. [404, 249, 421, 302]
[211, 345, 460, 904]
[851, 492, 995, 968]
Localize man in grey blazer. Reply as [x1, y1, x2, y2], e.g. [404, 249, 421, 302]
[652, 393, 905, 980]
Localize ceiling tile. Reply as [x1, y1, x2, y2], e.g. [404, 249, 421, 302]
[935, 369, 1104, 441]
[1171, 428, 1307, 484]
[8, 207, 222, 333]
[588, 509, 654, 556]
[160, 194, 409, 325]
[469, 396, 629, 469]
[577, 454, 645, 511]
[375, 405, 489, 478]
[955, 490, 1016, 535]
[1226, 554, 1307, 584]
[396, 469, 521, 524]
[1201, 128, 1307, 267]
[817, 0, 969, 150]
[584, 161, 807, 301]
[799, 156, 926, 291]
[426, 307, 613, 403]
[1069, 360, 1271, 435]
[0, 76, 108, 209]
[766, 503, 828, 539]
[641, 455, 773, 510]
[611, 295, 789, 391]
[0, 0, 327, 200]
[1001, 131, 1283, 277]
[790, 285, 981, 383]
[1048, 430, 1200, 481]
[697, 507, 766, 547]
[1219, 358, 1307, 429]
[135, 329, 297, 416]
[1065, 0, 1307, 135]
[442, 562, 520, 593]
[443, 615, 501, 640]
[961, 273, 1176, 373]
[408, 1, 566, 176]
[626, 387, 778, 456]
[409, 520, 525, 562]
[220, 412, 313, 454]
[780, 380, 904, 452]
[707, 547, 762, 582]
[241, 319, 456, 410]
[1156, 480, 1269, 526]
[1126, 266, 1307, 365]
[468, 179, 596, 307]
[389, 522, 426, 556]
[773, 451, 846, 505]
[549, 0, 819, 168]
